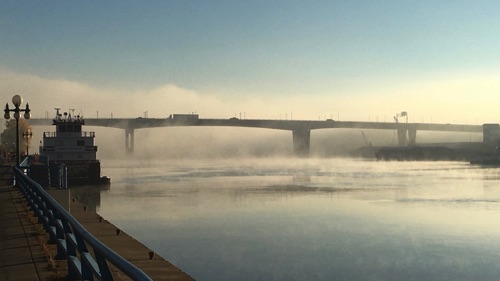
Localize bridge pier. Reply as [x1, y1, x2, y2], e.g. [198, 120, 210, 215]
[292, 129, 310, 156]
[408, 129, 417, 146]
[397, 129, 407, 146]
[397, 127, 417, 146]
[125, 129, 135, 154]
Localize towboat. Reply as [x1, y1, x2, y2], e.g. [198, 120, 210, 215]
[38, 108, 110, 186]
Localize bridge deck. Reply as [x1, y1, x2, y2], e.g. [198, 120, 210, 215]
[28, 118, 485, 155]
[30, 118, 484, 132]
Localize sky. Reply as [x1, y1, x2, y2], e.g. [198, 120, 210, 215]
[2, 1, 500, 123]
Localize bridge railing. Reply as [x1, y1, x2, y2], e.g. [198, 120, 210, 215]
[14, 167, 153, 281]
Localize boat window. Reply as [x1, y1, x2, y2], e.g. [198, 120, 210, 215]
[59, 125, 67, 132]
[56, 140, 63, 146]
[77, 140, 85, 146]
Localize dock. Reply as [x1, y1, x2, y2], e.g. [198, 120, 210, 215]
[51, 189, 195, 281]
[0, 165, 195, 280]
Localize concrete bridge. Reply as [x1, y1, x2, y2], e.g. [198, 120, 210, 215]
[30, 116, 484, 156]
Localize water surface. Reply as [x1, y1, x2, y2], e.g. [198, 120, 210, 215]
[87, 158, 500, 281]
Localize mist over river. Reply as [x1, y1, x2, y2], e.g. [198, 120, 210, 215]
[78, 158, 500, 281]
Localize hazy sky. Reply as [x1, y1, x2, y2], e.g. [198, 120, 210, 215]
[2, 1, 500, 123]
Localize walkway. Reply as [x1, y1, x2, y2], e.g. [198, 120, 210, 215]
[0, 165, 57, 280]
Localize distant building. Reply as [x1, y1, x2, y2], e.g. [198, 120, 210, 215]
[483, 124, 500, 144]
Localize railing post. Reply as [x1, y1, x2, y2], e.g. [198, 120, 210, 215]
[46, 207, 58, 245]
[64, 225, 79, 279]
[54, 212, 67, 259]
[75, 232, 93, 280]
[95, 252, 114, 281]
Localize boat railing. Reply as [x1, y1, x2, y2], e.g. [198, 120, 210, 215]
[82, 131, 95, 137]
[43, 132, 95, 138]
[43, 132, 57, 138]
[14, 167, 153, 281]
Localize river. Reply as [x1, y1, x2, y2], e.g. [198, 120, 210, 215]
[79, 158, 500, 281]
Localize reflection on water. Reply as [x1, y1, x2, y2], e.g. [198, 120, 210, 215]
[88, 158, 500, 281]
[49, 184, 109, 212]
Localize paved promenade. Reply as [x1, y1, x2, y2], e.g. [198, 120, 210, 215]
[0, 165, 55, 280]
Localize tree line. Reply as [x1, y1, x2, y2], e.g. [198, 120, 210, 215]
[1, 119, 32, 159]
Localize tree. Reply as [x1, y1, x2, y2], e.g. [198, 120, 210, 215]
[0, 119, 32, 155]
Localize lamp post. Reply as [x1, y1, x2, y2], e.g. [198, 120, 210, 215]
[4, 95, 31, 167]
[23, 130, 33, 156]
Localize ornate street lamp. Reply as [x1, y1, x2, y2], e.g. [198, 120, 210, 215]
[4, 95, 31, 167]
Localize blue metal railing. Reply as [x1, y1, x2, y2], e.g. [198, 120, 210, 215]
[14, 167, 153, 281]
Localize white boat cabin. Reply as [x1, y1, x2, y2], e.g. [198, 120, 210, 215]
[40, 109, 97, 162]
